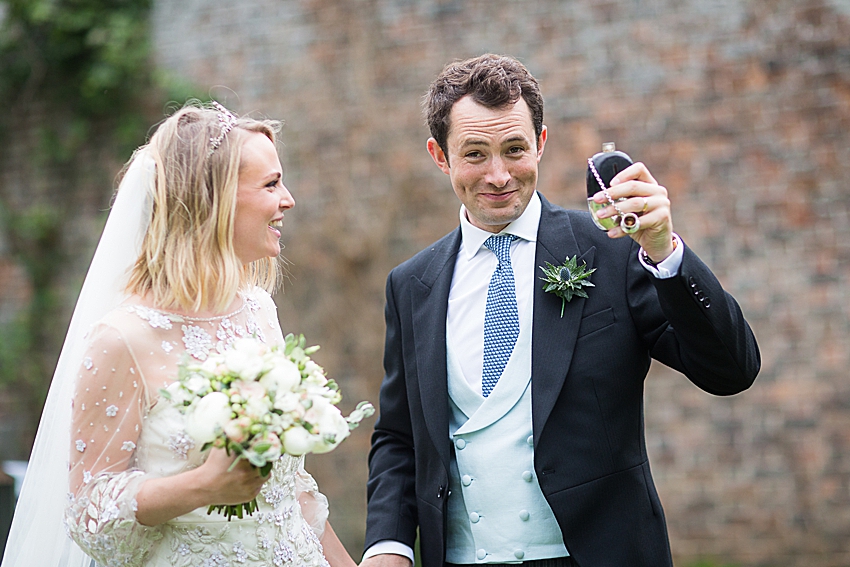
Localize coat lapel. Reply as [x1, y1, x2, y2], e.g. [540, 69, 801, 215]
[531, 195, 596, 445]
[411, 229, 461, 472]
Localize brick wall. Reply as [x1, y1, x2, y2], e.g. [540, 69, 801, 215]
[59, 0, 850, 563]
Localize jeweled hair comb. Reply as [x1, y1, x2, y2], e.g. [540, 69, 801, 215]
[208, 101, 238, 156]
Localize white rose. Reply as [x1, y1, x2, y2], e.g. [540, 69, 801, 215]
[200, 358, 218, 373]
[273, 391, 304, 416]
[260, 359, 301, 393]
[185, 374, 211, 395]
[305, 397, 350, 453]
[248, 432, 282, 462]
[282, 426, 316, 456]
[224, 349, 264, 381]
[186, 392, 231, 445]
[223, 417, 250, 444]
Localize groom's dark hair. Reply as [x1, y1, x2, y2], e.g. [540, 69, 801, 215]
[423, 53, 544, 159]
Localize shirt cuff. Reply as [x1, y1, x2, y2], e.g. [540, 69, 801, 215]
[638, 233, 683, 279]
[362, 541, 415, 565]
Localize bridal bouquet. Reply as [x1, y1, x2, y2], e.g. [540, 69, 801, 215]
[161, 333, 374, 519]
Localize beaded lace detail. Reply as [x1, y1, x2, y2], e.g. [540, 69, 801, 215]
[64, 288, 325, 567]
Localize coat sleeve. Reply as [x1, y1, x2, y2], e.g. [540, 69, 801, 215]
[629, 240, 760, 395]
[364, 269, 420, 552]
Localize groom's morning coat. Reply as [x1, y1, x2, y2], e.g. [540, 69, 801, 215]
[365, 194, 760, 567]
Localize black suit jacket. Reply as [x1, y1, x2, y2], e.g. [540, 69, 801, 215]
[365, 194, 759, 567]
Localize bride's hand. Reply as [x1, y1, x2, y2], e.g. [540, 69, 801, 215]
[196, 448, 270, 506]
[135, 448, 269, 526]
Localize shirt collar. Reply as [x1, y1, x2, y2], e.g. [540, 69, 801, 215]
[458, 191, 541, 261]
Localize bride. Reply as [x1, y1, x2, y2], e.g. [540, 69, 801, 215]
[1, 103, 356, 567]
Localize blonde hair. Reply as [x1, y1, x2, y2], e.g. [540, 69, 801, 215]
[125, 103, 282, 313]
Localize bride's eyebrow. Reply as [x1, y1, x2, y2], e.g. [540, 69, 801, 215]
[263, 172, 282, 184]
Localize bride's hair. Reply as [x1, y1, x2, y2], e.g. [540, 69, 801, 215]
[125, 102, 282, 312]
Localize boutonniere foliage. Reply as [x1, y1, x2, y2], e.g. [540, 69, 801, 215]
[539, 256, 596, 317]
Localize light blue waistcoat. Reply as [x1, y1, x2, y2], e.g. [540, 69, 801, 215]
[445, 315, 569, 564]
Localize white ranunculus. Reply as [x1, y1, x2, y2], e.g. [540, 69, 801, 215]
[186, 392, 232, 445]
[282, 426, 316, 456]
[260, 359, 301, 393]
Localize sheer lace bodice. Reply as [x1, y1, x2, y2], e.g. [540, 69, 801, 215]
[64, 288, 330, 567]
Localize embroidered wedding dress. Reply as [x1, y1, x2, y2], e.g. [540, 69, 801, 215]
[63, 287, 330, 567]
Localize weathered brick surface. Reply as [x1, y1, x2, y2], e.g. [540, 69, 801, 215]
[149, 1, 850, 564]
[2, 0, 849, 564]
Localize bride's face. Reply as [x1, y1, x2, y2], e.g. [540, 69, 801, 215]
[233, 132, 294, 265]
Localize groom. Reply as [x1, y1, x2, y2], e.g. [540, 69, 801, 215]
[362, 54, 759, 567]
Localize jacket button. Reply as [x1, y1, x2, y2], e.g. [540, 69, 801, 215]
[696, 290, 705, 300]
[455, 438, 466, 450]
[689, 276, 697, 288]
[477, 549, 487, 560]
[519, 510, 530, 521]
[703, 297, 711, 308]
[469, 512, 480, 523]
[522, 471, 533, 482]
[461, 475, 472, 486]
[437, 485, 445, 498]
[514, 550, 525, 560]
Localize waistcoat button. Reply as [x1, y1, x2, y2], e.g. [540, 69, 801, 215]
[455, 438, 466, 450]
[522, 470, 533, 482]
[461, 475, 472, 486]
[519, 510, 530, 521]
[470, 512, 480, 523]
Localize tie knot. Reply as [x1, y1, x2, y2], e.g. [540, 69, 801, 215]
[484, 234, 516, 265]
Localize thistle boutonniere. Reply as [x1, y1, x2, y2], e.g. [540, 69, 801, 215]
[539, 256, 596, 317]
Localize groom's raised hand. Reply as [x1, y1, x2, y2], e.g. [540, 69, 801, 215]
[591, 161, 676, 264]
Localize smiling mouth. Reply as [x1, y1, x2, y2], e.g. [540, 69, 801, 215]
[482, 190, 516, 200]
[269, 219, 283, 228]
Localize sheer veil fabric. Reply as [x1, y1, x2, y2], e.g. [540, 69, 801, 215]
[1, 148, 155, 567]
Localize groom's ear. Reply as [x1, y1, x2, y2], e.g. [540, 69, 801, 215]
[427, 137, 451, 174]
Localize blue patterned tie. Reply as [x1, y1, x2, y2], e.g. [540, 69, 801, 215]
[481, 234, 519, 397]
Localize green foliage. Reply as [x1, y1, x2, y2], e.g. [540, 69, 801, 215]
[0, 0, 179, 435]
[539, 255, 596, 317]
[0, 0, 153, 117]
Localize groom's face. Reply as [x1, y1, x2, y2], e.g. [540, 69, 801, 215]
[427, 95, 547, 233]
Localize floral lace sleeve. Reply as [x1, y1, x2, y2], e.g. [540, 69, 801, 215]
[64, 322, 163, 566]
[295, 461, 329, 540]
